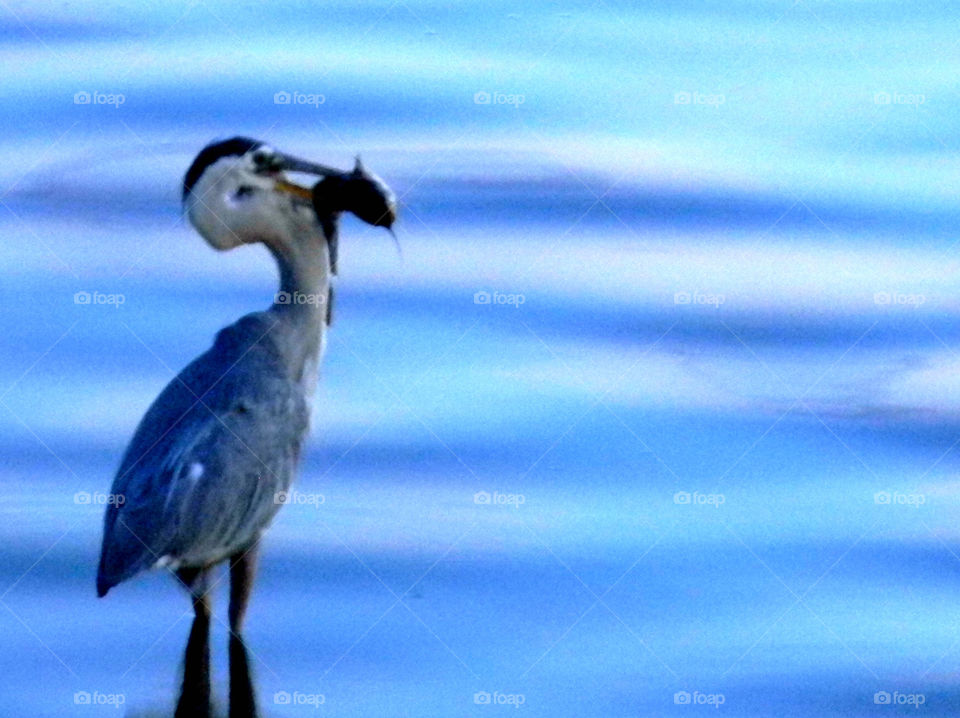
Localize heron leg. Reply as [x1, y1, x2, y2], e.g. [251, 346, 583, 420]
[229, 545, 260, 718]
[175, 566, 212, 718]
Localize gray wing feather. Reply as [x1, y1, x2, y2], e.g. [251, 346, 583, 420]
[97, 313, 310, 595]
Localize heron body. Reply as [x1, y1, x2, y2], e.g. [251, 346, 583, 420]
[95, 137, 395, 717]
[96, 306, 319, 592]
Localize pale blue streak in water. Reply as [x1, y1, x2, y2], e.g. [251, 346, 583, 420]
[2, 2, 960, 717]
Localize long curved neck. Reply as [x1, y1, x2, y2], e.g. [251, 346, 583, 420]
[264, 233, 331, 385]
[268, 236, 330, 305]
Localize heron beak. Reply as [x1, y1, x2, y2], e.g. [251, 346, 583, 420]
[270, 152, 343, 203]
[273, 178, 313, 202]
[272, 152, 340, 177]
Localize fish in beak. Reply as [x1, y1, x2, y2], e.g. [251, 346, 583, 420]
[273, 155, 398, 273]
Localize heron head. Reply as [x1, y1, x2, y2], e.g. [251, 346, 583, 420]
[182, 137, 341, 251]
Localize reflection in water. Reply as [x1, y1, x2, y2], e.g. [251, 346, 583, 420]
[228, 635, 258, 718]
[166, 549, 263, 717]
[171, 551, 261, 718]
[175, 578, 212, 718]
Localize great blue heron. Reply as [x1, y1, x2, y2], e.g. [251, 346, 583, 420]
[96, 137, 396, 717]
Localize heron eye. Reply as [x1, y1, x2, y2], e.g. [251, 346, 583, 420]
[234, 185, 256, 199]
[251, 150, 276, 170]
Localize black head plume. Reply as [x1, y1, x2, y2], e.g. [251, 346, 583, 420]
[182, 136, 262, 201]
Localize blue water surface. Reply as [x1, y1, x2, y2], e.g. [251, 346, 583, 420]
[2, 1, 960, 716]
